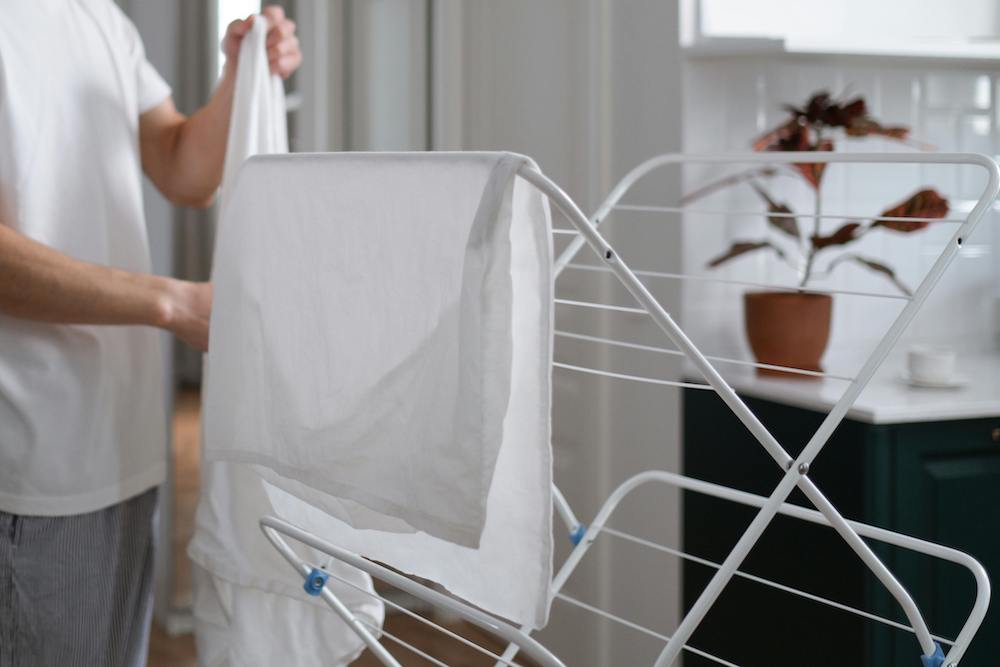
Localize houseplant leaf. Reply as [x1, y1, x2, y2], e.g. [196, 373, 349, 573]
[707, 240, 786, 268]
[749, 182, 799, 238]
[817, 95, 910, 140]
[844, 117, 910, 140]
[754, 91, 914, 189]
[793, 139, 833, 189]
[751, 117, 802, 153]
[752, 118, 832, 189]
[873, 188, 949, 232]
[811, 222, 862, 250]
[825, 253, 913, 295]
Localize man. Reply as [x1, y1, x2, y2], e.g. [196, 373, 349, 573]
[0, 2, 301, 664]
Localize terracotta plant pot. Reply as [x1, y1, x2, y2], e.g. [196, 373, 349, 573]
[743, 291, 832, 378]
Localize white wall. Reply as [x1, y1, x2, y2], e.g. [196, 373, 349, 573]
[347, 0, 428, 151]
[440, 3, 685, 664]
[682, 55, 1000, 376]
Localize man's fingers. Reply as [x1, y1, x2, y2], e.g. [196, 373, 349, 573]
[261, 4, 285, 25]
[266, 18, 296, 46]
[226, 16, 252, 39]
[221, 16, 252, 56]
[270, 52, 302, 79]
[267, 35, 299, 60]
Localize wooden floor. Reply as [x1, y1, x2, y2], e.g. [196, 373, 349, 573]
[170, 388, 201, 610]
[148, 623, 196, 667]
[352, 614, 518, 666]
[147, 387, 200, 667]
[148, 611, 516, 666]
[147, 389, 519, 666]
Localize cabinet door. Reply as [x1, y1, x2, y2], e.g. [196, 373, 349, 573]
[890, 420, 1000, 666]
[682, 390, 886, 666]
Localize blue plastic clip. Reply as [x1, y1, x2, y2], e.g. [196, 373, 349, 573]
[303, 568, 329, 596]
[920, 642, 945, 667]
[569, 524, 588, 546]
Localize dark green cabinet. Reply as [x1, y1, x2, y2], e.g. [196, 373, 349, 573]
[682, 389, 999, 667]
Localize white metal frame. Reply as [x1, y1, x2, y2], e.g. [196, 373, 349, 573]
[261, 152, 998, 667]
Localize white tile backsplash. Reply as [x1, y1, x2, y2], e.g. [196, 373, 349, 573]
[682, 58, 1000, 372]
[925, 72, 992, 111]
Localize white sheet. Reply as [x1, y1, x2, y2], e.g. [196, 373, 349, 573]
[191, 564, 371, 667]
[189, 466, 383, 667]
[189, 15, 382, 667]
[203, 151, 554, 628]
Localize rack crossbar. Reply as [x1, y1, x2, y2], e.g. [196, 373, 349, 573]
[613, 203, 968, 226]
[563, 262, 913, 301]
[554, 329, 855, 381]
[600, 526, 955, 646]
[553, 361, 714, 390]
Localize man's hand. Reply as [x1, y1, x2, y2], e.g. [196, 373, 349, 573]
[221, 5, 302, 79]
[140, 5, 303, 207]
[159, 280, 213, 352]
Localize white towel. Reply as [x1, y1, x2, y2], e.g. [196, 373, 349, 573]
[188, 15, 383, 667]
[203, 151, 555, 628]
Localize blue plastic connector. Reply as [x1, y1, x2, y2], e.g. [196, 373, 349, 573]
[920, 642, 945, 667]
[569, 524, 588, 546]
[303, 568, 329, 596]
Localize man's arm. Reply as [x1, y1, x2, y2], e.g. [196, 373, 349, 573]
[0, 224, 211, 350]
[139, 6, 301, 207]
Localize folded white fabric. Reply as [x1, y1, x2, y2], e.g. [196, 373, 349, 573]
[203, 151, 554, 627]
[189, 15, 382, 666]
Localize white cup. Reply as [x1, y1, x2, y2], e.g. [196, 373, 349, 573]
[907, 344, 956, 384]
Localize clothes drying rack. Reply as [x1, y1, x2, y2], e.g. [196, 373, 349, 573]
[259, 152, 998, 667]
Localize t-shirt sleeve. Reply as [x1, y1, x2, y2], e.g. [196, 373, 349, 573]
[136, 56, 171, 114]
[109, 1, 172, 114]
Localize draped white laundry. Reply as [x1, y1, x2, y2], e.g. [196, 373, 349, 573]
[217, 13, 287, 213]
[188, 15, 383, 667]
[203, 151, 555, 628]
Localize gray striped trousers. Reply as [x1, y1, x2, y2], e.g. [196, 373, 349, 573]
[0, 487, 157, 666]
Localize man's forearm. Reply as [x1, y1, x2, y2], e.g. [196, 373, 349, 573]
[169, 67, 238, 204]
[141, 68, 237, 208]
[141, 9, 300, 208]
[0, 224, 169, 325]
[0, 225, 210, 349]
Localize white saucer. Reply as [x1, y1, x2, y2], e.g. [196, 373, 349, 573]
[900, 372, 969, 389]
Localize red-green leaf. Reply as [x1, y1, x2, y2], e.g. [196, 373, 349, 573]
[827, 254, 912, 295]
[811, 222, 862, 250]
[749, 182, 799, 238]
[779, 91, 911, 140]
[844, 119, 910, 140]
[753, 120, 834, 188]
[707, 241, 786, 268]
[821, 96, 866, 127]
[873, 189, 948, 232]
[752, 118, 802, 153]
[753, 90, 915, 188]
[792, 139, 833, 189]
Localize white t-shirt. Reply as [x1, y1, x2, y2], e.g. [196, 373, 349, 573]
[0, 0, 172, 515]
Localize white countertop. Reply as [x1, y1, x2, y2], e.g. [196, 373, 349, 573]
[703, 351, 1000, 425]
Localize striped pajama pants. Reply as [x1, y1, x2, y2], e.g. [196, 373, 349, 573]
[0, 487, 157, 666]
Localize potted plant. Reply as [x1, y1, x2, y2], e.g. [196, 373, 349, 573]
[685, 91, 949, 377]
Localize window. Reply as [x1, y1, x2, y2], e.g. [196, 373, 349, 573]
[216, 0, 262, 77]
[688, 0, 1000, 58]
